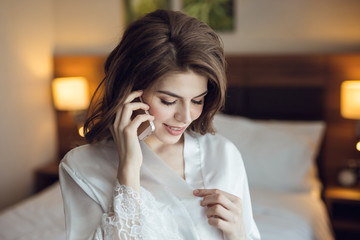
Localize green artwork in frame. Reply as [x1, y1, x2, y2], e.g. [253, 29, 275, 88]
[182, 0, 234, 32]
[124, 0, 171, 25]
[123, 0, 234, 32]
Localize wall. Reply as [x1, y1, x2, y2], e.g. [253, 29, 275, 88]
[222, 0, 360, 53]
[53, 0, 360, 55]
[53, 0, 123, 55]
[0, 0, 56, 210]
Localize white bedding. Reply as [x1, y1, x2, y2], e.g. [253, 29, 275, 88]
[0, 182, 333, 240]
[0, 182, 65, 240]
[251, 188, 334, 240]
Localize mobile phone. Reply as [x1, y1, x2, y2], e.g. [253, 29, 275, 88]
[131, 97, 155, 140]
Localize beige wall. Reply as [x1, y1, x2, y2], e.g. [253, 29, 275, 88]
[53, 0, 123, 54]
[222, 0, 360, 53]
[53, 0, 360, 55]
[0, 0, 56, 210]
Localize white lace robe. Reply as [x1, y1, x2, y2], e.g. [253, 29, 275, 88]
[59, 132, 260, 240]
[98, 183, 181, 240]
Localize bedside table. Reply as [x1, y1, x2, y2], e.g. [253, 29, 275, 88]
[324, 187, 360, 240]
[34, 161, 60, 193]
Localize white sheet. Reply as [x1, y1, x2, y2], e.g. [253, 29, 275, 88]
[0, 182, 65, 240]
[251, 188, 334, 240]
[0, 182, 333, 240]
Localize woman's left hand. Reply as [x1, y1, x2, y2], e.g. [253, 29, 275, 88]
[193, 189, 246, 240]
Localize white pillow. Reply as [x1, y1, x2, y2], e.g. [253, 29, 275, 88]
[213, 113, 326, 192]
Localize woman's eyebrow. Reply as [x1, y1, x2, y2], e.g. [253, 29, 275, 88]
[157, 90, 208, 98]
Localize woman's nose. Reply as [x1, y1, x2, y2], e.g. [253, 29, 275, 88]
[175, 104, 192, 124]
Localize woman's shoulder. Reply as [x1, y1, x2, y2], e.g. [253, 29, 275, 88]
[62, 140, 116, 162]
[60, 140, 118, 180]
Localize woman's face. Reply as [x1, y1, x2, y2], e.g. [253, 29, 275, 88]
[142, 70, 208, 146]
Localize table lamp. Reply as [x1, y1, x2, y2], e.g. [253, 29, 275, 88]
[52, 77, 90, 137]
[341, 80, 360, 151]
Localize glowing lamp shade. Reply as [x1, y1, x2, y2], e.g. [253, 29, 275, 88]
[52, 77, 90, 111]
[341, 80, 360, 119]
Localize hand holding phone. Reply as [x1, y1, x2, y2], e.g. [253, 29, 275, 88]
[131, 97, 155, 140]
[110, 91, 152, 191]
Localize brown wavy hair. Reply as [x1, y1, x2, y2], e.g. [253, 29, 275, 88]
[84, 9, 226, 143]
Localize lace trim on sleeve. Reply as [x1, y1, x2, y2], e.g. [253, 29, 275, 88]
[100, 181, 182, 240]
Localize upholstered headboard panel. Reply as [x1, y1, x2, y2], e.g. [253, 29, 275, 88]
[223, 86, 324, 120]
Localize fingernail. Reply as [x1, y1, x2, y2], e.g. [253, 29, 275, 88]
[193, 189, 199, 195]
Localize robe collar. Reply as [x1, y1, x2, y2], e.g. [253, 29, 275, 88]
[140, 131, 205, 199]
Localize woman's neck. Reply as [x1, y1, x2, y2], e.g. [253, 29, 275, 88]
[144, 135, 186, 179]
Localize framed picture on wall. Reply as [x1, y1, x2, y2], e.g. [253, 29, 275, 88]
[123, 0, 234, 32]
[123, 0, 171, 25]
[182, 0, 234, 31]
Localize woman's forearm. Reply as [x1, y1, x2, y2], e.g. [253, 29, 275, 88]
[117, 164, 141, 192]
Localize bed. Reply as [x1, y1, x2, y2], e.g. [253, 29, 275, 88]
[0, 54, 337, 240]
[213, 113, 333, 240]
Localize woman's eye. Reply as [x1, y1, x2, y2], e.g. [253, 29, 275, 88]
[192, 99, 203, 105]
[161, 99, 176, 106]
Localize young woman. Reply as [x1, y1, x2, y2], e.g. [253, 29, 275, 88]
[59, 9, 260, 240]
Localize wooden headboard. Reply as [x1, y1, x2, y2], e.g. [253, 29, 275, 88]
[54, 54, 360, 188]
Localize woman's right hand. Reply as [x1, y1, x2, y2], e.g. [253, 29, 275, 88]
[110, 90, 154, 191]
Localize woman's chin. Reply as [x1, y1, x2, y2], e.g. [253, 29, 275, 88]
[157, 133, 183, 145]
[145, 130, 183, 146]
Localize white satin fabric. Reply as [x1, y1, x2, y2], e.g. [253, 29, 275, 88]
[59, 131, 260, 240]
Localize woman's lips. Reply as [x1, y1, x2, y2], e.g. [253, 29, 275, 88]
[163, 124, 186, 136]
